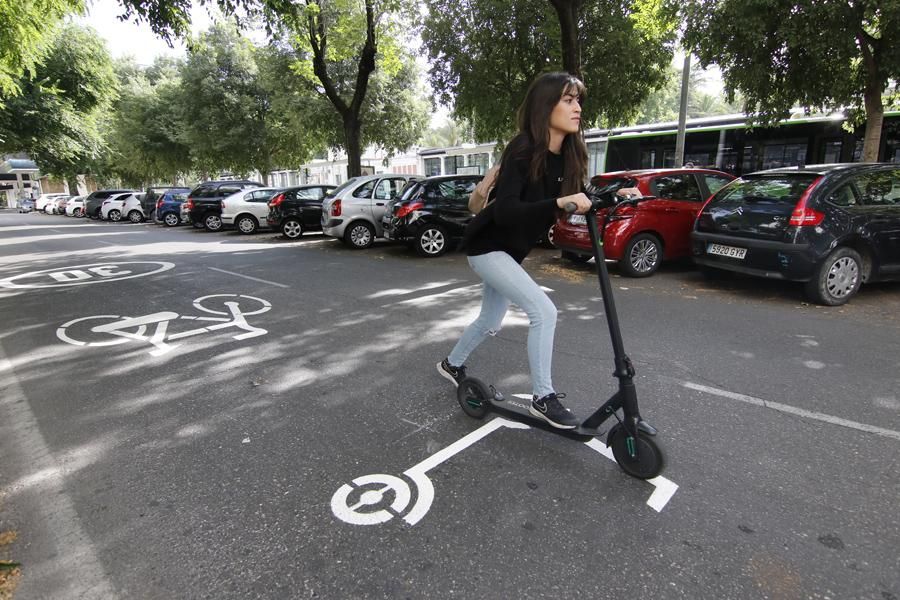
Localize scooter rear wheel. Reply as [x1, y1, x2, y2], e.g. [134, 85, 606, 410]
[456, 378, 490, 419]
[608, 425, 664, 479]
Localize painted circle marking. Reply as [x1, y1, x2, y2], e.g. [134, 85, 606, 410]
[0, 262, 175, 289]
[331, 474, 412, 526]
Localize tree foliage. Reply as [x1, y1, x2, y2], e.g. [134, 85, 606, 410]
[282, 0, 428, 176]
[633, 64, 744, 124]
[682, 0, 900, 161]
[419, 0, 677, 143]
[0, 24, 116, 181]
[0, 0, 83, 99]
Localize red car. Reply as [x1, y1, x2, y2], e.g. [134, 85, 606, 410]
[554, 168, 735, 276]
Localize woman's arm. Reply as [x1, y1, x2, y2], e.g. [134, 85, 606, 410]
[491, 157, 558, 227]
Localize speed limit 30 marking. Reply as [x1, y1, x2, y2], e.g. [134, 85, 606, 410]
[0, 261, 175, 289]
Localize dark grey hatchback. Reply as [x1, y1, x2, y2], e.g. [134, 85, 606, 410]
[692, 163, 900, 305]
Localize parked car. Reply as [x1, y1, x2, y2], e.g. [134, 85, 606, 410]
[186, 180, 262, 231]
[34, 193, 67, 213]
[154, 188, 191, 227]
[321, 174, 422, 249]
[18, 198, 35, 213]
[84, 189, 135, 219]
[692, 163, 900, 306]
[51, 196, 70, 214]
[141, 186, 188, 221]
[382, 175, 482, 257]
[121, 193, 149, 223]
[220, 187, 278, 234]
[267, 184, 336, 239]
[100, 192, 136, 221]
[65, 196, 85, 217]
[553, 168, 735, 277]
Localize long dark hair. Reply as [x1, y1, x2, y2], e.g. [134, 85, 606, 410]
[500, 72, 588, 197]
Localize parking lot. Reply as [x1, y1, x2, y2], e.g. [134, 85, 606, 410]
[1, 210, 899, 599]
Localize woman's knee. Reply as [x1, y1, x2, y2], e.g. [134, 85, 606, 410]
[528, 296, 557, 325]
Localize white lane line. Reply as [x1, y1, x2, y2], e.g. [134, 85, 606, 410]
[207, 267, 289, 288]
[683, 381, 900, 442]
[0, 343, 116, 598]
[97, 240, 117, 246]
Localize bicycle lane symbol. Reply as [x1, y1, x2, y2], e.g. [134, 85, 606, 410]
[56, 294, 272, 356]
[331, 417, 679, 527]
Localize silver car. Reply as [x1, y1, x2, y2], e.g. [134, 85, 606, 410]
[321, 174, 421, 249]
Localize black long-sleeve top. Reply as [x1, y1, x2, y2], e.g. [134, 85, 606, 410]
[463, 149, 564, 264]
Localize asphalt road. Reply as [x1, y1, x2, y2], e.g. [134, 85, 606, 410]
[1, 210, 898, 600]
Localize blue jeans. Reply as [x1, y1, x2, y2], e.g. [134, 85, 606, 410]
[448, 251, 557, 398]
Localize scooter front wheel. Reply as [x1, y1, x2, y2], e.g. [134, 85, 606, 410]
[456, 377, 491, 419]
[608, 425, 664, 479]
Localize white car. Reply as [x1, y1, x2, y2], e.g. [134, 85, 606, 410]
[121, 193, 148, 223]
[35, 193, 66, 213]
[100, 192, 135, 221]
[51, 196, 70, 214]
[220, 187, 278, 234]
[65, 196, 85, 217]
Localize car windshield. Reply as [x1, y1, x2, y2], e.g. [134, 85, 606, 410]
[325, 177, 362, 199]
[710, 174, 819, 207]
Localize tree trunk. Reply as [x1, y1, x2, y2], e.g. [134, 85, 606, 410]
[862, 84, 884, 163]
[345, 117, 362, 178]
[549, 0, 583, 80]
[857, 30, 884, 162]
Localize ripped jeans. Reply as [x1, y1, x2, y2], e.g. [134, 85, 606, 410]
[447, 251, 557, 398]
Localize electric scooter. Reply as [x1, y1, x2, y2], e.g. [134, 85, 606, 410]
[455, 194, 665, 480]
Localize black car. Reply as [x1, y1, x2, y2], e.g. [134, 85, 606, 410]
[692, 163, 900, 305]
[266, 185, 336, 239]
[186, 180, 261, 231]
[84, 189, 136, 219]
[382, 174, 482, 257]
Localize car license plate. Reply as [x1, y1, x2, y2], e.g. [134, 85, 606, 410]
[568, 214, 586, 225]
[707, 243, 747, 259]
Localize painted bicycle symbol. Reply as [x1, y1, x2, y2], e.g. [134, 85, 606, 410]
[56, 294, 271, 356]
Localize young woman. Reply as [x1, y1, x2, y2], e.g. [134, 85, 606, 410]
[437, 72, 593, 429]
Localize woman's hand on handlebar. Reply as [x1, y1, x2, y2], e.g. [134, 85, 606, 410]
[557, 193, 592, 214]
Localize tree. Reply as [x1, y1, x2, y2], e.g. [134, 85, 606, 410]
[633, 64, 744, 124]
[682, 0, 900, 162]
[420, 0, 677, 144]
[281, 0, 428, 177]
[0, 0, 83, 100]
[0, 24, 117, 188]
[176, 22, 324, 184]
[420, 118, 476, 148]
[104, 57, 192, 185]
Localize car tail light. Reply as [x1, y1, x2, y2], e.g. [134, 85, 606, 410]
[269, 193, 285, 208]
[186, 198, 194, 210]
[332, 199, 342, 217]
[789, 177, 826, 226]
[157, 199, 163, 210]
[395, 201, 423, 219]
[220, 200, 226, 210]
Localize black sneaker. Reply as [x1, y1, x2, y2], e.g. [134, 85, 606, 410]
[530, 393, 579, 429]
[436, 359, 467, 387]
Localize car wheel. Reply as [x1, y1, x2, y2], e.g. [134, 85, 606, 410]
[620, 233, 662, 277]
[561, 250, 591, 264]
[415, 225, 448, 257]
[163, 212, 180, 227]
[343, 221, 375, 249]
[109, 209, 122, 222]
[281, 218, 303, 239]
[204, 214, 223, 232]
[539, 225, 557, 249]
[73, 208, 83, 217]
[236, 215, 258, 234]
[804, 247, 862, 306]
[128, 210, 143, 223]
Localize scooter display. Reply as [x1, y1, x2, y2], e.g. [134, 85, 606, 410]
[455, 194, 665, 480]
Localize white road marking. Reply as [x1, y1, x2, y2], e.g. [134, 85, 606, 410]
[208, 267, 289, 288]
[97, 240, 117, 246]
[683, 381, 900, 441]
[0, 343, 116, 598]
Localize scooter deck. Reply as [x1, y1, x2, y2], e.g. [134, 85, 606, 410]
[487, 396, 607, 441]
